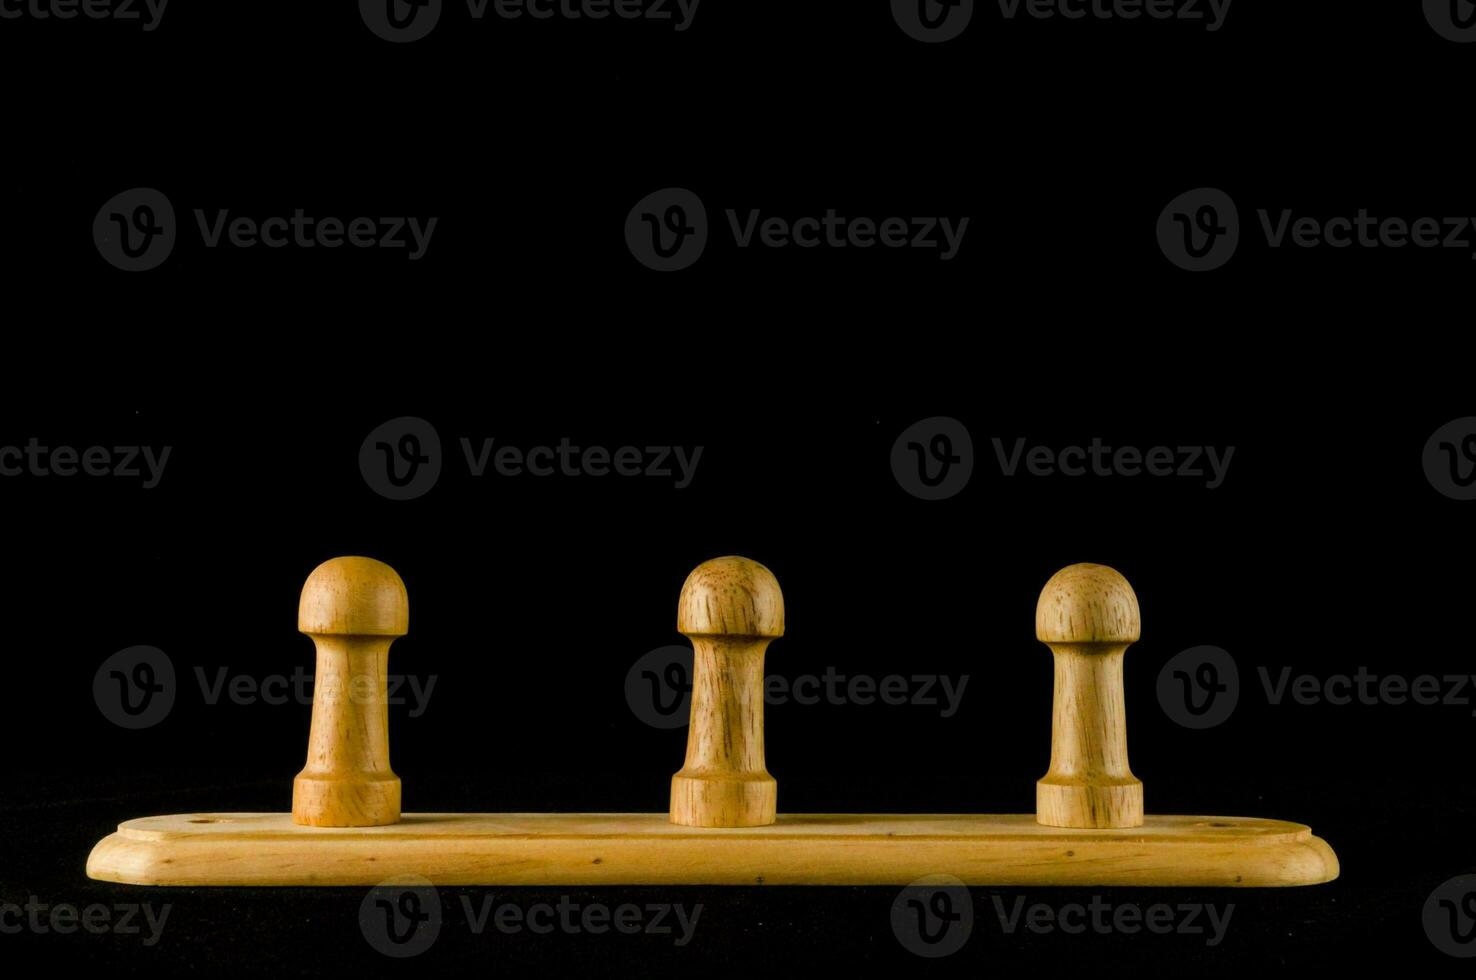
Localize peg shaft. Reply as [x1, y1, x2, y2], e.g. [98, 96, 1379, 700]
[1035, 562, 1144, 829]
[292, 556, 408, 828]
[670, 556, 784, 828]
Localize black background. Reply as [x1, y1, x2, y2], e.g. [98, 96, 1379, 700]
[2, 0, 1475, 976]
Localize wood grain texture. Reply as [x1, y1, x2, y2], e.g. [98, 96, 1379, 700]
[670, 557, 783, 828]
[87, 555, 1343, 890]
[86, 813, 1340, 887]
[1036, 563, 1144, 829]
[292, 557, 408, 828]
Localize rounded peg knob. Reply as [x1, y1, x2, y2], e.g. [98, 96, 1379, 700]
[1035, 562, 1144, 829]
[293, 557, 408, 828]
[670, 556, 784, 828]
[298, 556, 409, 636]
[676, 556, 785, 638]
[1036, 562, 1141, 645]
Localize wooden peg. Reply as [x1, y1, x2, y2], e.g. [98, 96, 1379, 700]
[669, 556, 784, 828]
[1035, 562, 1144, 829]
[292, 556, 408, 828]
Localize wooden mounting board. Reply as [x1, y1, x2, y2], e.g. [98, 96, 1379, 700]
[87, 813, 1338, 887]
